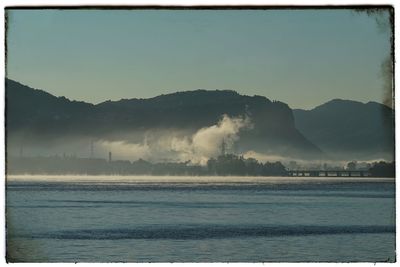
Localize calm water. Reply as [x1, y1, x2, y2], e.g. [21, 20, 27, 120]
[6, 177, 396, 262]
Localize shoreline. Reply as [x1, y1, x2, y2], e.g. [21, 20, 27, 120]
[6, 175, 395, 183]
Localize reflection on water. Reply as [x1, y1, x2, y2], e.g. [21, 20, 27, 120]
[6, 176, 396, 262]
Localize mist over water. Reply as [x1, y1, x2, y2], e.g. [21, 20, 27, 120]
[6, 175, 395, 184]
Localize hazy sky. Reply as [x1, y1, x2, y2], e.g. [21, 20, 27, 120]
[6, 9, 392, 109]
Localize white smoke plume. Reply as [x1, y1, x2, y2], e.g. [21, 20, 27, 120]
[169, 114, 252, 164]
[242, 150, 288, 163]
[96, 139, 151, 161]
[96, 114, 252, 165]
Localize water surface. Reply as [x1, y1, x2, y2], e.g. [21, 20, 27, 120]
[6, 176, 395, 262]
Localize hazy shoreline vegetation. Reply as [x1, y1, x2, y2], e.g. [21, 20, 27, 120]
[368, 161, 395, 177]
[7, 154, 286, 176]
[6, 154, 395, 177]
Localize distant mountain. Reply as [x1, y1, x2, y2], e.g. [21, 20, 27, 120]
[6, 79, 94, 137]
[293, 99, 394, 161]
[6, 79, 322, 160]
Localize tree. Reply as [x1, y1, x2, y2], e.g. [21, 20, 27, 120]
[369, 161, 395, 177]
[346, 161, 357, 170]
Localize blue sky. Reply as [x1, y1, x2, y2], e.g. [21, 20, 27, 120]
[6, 9, 392, 109]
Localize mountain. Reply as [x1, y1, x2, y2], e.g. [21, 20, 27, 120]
[6, 79, 322, 160]
[6, 79, 94, 137]
[293, 99, 394, 161]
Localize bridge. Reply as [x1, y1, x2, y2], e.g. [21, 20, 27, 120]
[288, 170, 370, 177]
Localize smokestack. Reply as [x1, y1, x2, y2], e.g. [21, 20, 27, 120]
[109, 151, 112, 163]
[90, 140, 94, 158]
[220, 138, 226, 156]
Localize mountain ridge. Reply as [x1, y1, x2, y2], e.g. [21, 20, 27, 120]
[293, 98, 394, 161]
[6, 78, 323, 161]
[6, 78, 394, 162]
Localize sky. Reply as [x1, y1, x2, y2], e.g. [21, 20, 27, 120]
[6, 8, 392, 109]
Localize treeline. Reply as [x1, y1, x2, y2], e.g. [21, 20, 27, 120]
[344, 160, 395, 177]
[7, 155, 395, 177]
[368, 161, 395, 177]
[207, 154, 287, 176]
[6, 154, 287, 176]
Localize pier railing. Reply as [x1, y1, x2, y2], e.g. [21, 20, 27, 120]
[287, 170, 370, 177]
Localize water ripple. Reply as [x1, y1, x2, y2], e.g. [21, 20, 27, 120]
[14, 224, 395, 240]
